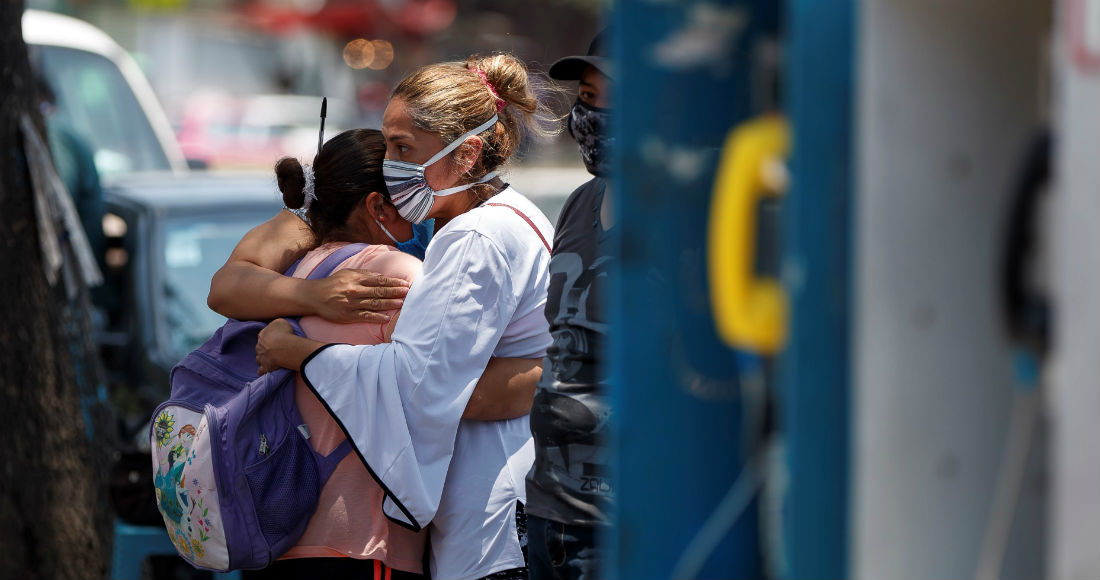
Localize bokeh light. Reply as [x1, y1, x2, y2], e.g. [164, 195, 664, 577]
[342, 38, 375, 70]
[368, 40, 394, 70]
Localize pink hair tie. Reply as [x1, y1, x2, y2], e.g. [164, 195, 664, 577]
[473, 67, 507, 112]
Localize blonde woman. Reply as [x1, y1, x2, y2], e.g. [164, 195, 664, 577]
[256, 53, 558, 579]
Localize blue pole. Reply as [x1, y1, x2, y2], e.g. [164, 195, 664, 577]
[780, 0, 855, 578]
[608, 2, 779, 577]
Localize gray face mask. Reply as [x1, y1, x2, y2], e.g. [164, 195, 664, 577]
[568, 98, 613, 178]
[382, 115, 499, 224]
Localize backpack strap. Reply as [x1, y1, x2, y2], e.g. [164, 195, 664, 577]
[285, 259, 302, 276]
[285, 242, 369, 278]
[281, 243, 369, 336]
[295, 243, 367, 476]
[304, 243, 370, 280]
[314, 439, 354, 481]
[485, 203, 551, 252]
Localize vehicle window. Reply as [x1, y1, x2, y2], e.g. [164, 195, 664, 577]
[159, 212, 269, 360]
[33, 45, 172, 176]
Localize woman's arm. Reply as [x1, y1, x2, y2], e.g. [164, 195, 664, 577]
[258, 318, 540, 420]
[208, 210, 410, 323]
[383, 305, 540, 422]
[464, 357, 542, 421]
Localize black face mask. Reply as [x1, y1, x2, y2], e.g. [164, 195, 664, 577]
[568, 98, 613, 178]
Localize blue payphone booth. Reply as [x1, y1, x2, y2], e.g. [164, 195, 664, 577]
[607, 1, 853, 578]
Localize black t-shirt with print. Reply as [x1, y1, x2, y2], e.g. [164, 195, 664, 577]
[525, 177, 612, 526]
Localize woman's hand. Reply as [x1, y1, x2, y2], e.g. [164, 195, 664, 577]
[307, 269, 411, 324]
[256, 318, 326, 375]
[209, 211, 410, 323]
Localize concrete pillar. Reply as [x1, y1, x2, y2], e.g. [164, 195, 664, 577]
[1048, 1, 1100, 577]
[855, 1, 1051, 577]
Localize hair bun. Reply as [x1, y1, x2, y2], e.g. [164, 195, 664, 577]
[275, 157, 307, 209]
[470, 54, 538, 115]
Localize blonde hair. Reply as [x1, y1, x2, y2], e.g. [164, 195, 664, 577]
[392, 53, 564, 198]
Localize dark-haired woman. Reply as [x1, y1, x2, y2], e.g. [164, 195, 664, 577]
[238, 128, 424, 580]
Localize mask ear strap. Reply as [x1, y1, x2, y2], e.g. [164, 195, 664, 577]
[424, 114, 499, 167]
[375, 219, 405, 245]
[432, 171, 498, 197]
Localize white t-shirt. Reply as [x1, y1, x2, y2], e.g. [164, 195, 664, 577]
[302, 187, 552, 579]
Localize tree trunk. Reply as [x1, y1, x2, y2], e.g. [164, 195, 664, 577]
[0, 2, 112, 578]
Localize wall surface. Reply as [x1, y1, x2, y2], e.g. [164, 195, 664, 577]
[855, 1, 1050, 578]
[1049, 0, 1100, 576]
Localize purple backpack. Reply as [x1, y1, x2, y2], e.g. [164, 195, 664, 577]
[149, 243, 366, 572]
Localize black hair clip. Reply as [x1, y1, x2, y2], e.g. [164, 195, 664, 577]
[317, 97, 327, 157]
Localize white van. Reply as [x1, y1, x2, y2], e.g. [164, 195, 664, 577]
[23, 9, 189, 177]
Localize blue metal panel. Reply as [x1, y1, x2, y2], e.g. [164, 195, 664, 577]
[607, 2, 779, 578]
[780, 0, 854, 578]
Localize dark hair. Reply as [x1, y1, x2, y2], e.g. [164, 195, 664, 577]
[276, 128, 388, 244]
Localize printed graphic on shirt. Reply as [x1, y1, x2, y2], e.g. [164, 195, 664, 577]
[531, 249, 612, 496]
[545, 253, 610, 382]
[527, 178, 612, 525]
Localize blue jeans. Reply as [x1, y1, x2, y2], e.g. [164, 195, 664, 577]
[526, 514, 601, 580]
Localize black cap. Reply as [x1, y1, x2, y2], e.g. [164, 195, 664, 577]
[549, 28, 613, 81]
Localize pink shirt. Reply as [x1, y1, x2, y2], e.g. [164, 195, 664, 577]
[280, 242, 426, 573]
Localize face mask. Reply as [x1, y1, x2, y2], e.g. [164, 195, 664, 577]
[377, 218, 435, 261]
[568, 98, 613, 178]
[383, 115, 499, 224]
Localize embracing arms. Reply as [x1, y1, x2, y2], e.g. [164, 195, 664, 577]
[211, 210, 538, 419]
[208, 210, 410, 324]
[255, 319, 538, 420]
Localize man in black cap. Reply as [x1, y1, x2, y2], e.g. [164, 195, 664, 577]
[525, 28, 614, 580]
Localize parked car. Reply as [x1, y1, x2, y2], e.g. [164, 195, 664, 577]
[23, 9, 189, 178]
[91, 172, 280, 579]
[98, 172, 282, 440]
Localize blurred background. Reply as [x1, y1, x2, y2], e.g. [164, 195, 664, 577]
[5, 0, 1100, 579]
[30, 0, 600, 170]
[12, 2, 597, 578]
